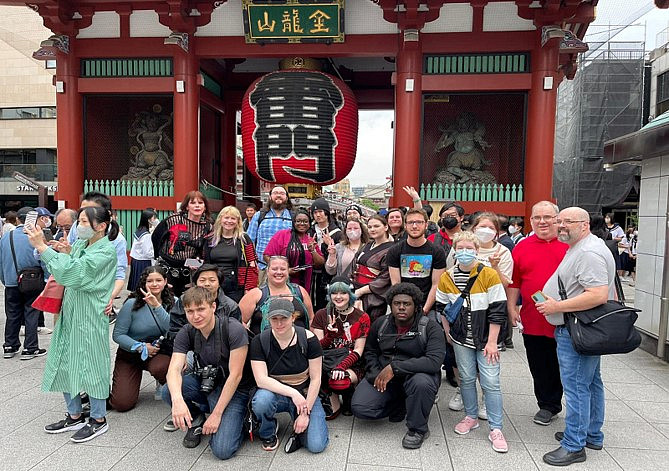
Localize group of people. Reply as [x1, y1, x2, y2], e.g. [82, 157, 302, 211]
[0, 185, 622, 466]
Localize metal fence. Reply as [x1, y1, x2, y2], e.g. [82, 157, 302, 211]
[420, 183, 523, 202]
[83, 179, 174, 197]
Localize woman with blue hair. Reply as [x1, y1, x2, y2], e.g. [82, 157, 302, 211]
[311, 276, 370, 419]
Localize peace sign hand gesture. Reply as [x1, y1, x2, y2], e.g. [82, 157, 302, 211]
[140, 288, 161, 308]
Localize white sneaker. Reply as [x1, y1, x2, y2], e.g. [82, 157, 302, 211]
[37, 327, 53, 334]
[449, 388, 464, 411]
[478, 392, 488, 420]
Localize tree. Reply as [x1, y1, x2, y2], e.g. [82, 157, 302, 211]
[360, 198, 379, 211]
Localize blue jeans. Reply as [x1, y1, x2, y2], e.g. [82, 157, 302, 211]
[252, 388, 329, 453]
[452, 343, 504, 430]
[162, 373, 249, 460]
[64, 393, 106, 420]
[555, 326, 605, 451]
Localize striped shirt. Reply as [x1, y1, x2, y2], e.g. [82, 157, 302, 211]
[40, 237, 117, 399]
[451, 266, 476, 349]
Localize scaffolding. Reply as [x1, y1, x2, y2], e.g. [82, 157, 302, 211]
[553, 28, 646, 214]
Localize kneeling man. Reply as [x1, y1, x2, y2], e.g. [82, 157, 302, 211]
[162, 286, 252, 459]
[352, 282, 446, 449]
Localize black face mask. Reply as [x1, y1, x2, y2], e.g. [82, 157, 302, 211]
[441, 216, 458, 230]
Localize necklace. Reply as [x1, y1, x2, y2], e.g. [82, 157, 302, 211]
[222, 236, 234, 246]
[335, 306, 352, 321]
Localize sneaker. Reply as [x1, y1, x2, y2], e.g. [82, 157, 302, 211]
[534, 409, 557, 426]
[454, 416, 479, 435]
[37, 327, 53, 334]
[448, 387, 464, 411]
[261, 421, 280, 451]
[183, 414, 205, 448]
[20, 348, 47, 360]
[478, 392, 487, 420]
[284, 432, 303, 453]
[70, 418, 109, 443]
[44, 414, 87, 434]
[154, 380, 163, 401]
[163, 419, 178, 432]
[3, 346, 19, 359]
[108, 312, 118, 324]
[489, 429, 508, 453]
[402, 430, 430, 449]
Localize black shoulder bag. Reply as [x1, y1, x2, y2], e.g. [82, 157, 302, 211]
[557, 275, 641, 356]
[9, 231, 44, 294]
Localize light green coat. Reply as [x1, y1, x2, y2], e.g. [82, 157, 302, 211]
[40, 237, 117, 399]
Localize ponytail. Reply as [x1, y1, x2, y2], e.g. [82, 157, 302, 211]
[107, 219, 120, 241]
[79, 206, 118, 241]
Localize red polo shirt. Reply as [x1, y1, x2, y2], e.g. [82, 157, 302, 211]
[510, 234, 568, 338]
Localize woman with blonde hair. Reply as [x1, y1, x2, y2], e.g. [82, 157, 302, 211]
[204, 206, 258, 302]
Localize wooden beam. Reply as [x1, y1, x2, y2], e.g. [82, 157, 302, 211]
[422, 73, 531, 91]
[78, 77, 174, 93]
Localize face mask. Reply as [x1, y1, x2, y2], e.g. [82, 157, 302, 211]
[508, 225, 518, 235]
[76, 225, 96, 240]
[346, 229, 361, 241]
[442, 216, 458, 230]
[454, 248, 477, 265]
[150, 218, 159, 227]
[475, 227, 496, 243]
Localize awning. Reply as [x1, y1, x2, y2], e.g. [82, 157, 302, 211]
[603, 111, 669, 164]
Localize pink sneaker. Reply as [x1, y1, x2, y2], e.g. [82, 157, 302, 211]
[454, 416, 479, 435]
[489, 429, 508, 453]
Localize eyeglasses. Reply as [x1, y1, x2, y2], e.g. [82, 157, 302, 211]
[294, 220, 310, 225]
[556, 219, 586, 225]
[406, 220, 426, 226]
[56, 225, 72, 231]
[531, 215, 557, 222]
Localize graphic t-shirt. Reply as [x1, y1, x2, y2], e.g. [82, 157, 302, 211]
[312, 307, 370, 351]
[386, 240, 447, 300]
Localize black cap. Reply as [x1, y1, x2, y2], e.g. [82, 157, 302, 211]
[345, 204, 362, 217]
[310, 198, 331, 215]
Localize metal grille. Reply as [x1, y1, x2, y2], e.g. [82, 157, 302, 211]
[81, 58, 173, 78]
[421, 93, 526, 190]
[424, 53, 530, 74]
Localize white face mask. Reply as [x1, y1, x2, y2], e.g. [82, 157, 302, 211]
[508, 225, 518, 235]
[346, 229, 361, 241]
[77, 225, 96, 240]
[474, 227, 496, 243]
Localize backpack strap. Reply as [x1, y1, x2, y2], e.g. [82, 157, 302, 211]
[294, 326, 308, 356]
[418, 315, 429, 350]
[460, 263, 484, 298]
[260, 326, 309, 377]
[192, 315, 229, 372]
[9, 231, 20, 279]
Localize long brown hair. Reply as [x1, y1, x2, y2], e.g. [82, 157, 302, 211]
[180, 190, 211, 221]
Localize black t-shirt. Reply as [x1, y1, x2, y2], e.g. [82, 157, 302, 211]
[208, 239, 238, 277]
[249, 329, 322, 390]
[173, 316, 248, 368]
[386, 239, 447, 300]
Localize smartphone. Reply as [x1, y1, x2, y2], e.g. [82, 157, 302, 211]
[531, 290, 548, 303]
[184, 258, 203, 269]
[23, 210, 38, 231]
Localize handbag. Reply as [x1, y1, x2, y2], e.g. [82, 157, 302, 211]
[557, 276, 641, 356]
[9, 231, 45, 294]
[442, 264, 483, 323]
[32, 275, 65, 314]
[322, 348, 351, 375]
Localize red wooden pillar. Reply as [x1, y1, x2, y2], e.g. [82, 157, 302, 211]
[173, 49, 200, 206]
[524, 42, 559, 221]
[392, 35, 423, 208]
[55, 43, 83, 208]
[220, 102, 238, 206]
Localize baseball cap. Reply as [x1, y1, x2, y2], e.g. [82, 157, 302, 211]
[35, 207, 53, 217]
[267, 297, 295, 318]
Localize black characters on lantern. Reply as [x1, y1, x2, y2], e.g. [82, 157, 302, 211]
[249, 71, 344, 183]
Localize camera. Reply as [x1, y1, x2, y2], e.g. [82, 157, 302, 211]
[193, 358, 224, 394]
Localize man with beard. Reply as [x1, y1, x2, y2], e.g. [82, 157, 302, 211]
[427, 202, 464, 260]
[387, 209, 446, 315]
[507, 201, 567, 426]
[536, 207, 615, 467]
[308, 198, 342, 310]
[247, 186, 294, 285]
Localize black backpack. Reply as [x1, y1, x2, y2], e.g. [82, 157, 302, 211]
[258, 325, 309, 363]
[432, 232, 452, 254]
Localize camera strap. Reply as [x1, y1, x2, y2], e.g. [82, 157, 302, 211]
[191, 315, 230, 374]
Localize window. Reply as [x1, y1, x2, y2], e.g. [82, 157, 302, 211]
[658, 71, 669, 105]
[0, 149, 57, 180]
[45, 60, 56, 69]
[0, 107, 56, 119]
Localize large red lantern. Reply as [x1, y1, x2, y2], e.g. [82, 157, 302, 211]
[241, 67, 358, 185]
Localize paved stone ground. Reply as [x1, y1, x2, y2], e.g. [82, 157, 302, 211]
[2, 283, 669, 471]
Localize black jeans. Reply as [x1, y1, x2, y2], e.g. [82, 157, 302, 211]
[3, 286, 41, 352]
[523, 333, 563, 415]
[351, 372, 440, 434]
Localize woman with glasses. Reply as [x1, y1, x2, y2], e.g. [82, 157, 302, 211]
[350, 215, 394, 321]
[204, 206, 259, 303]
[240, 255, 314, 335]
[262, 209, 324, 293]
